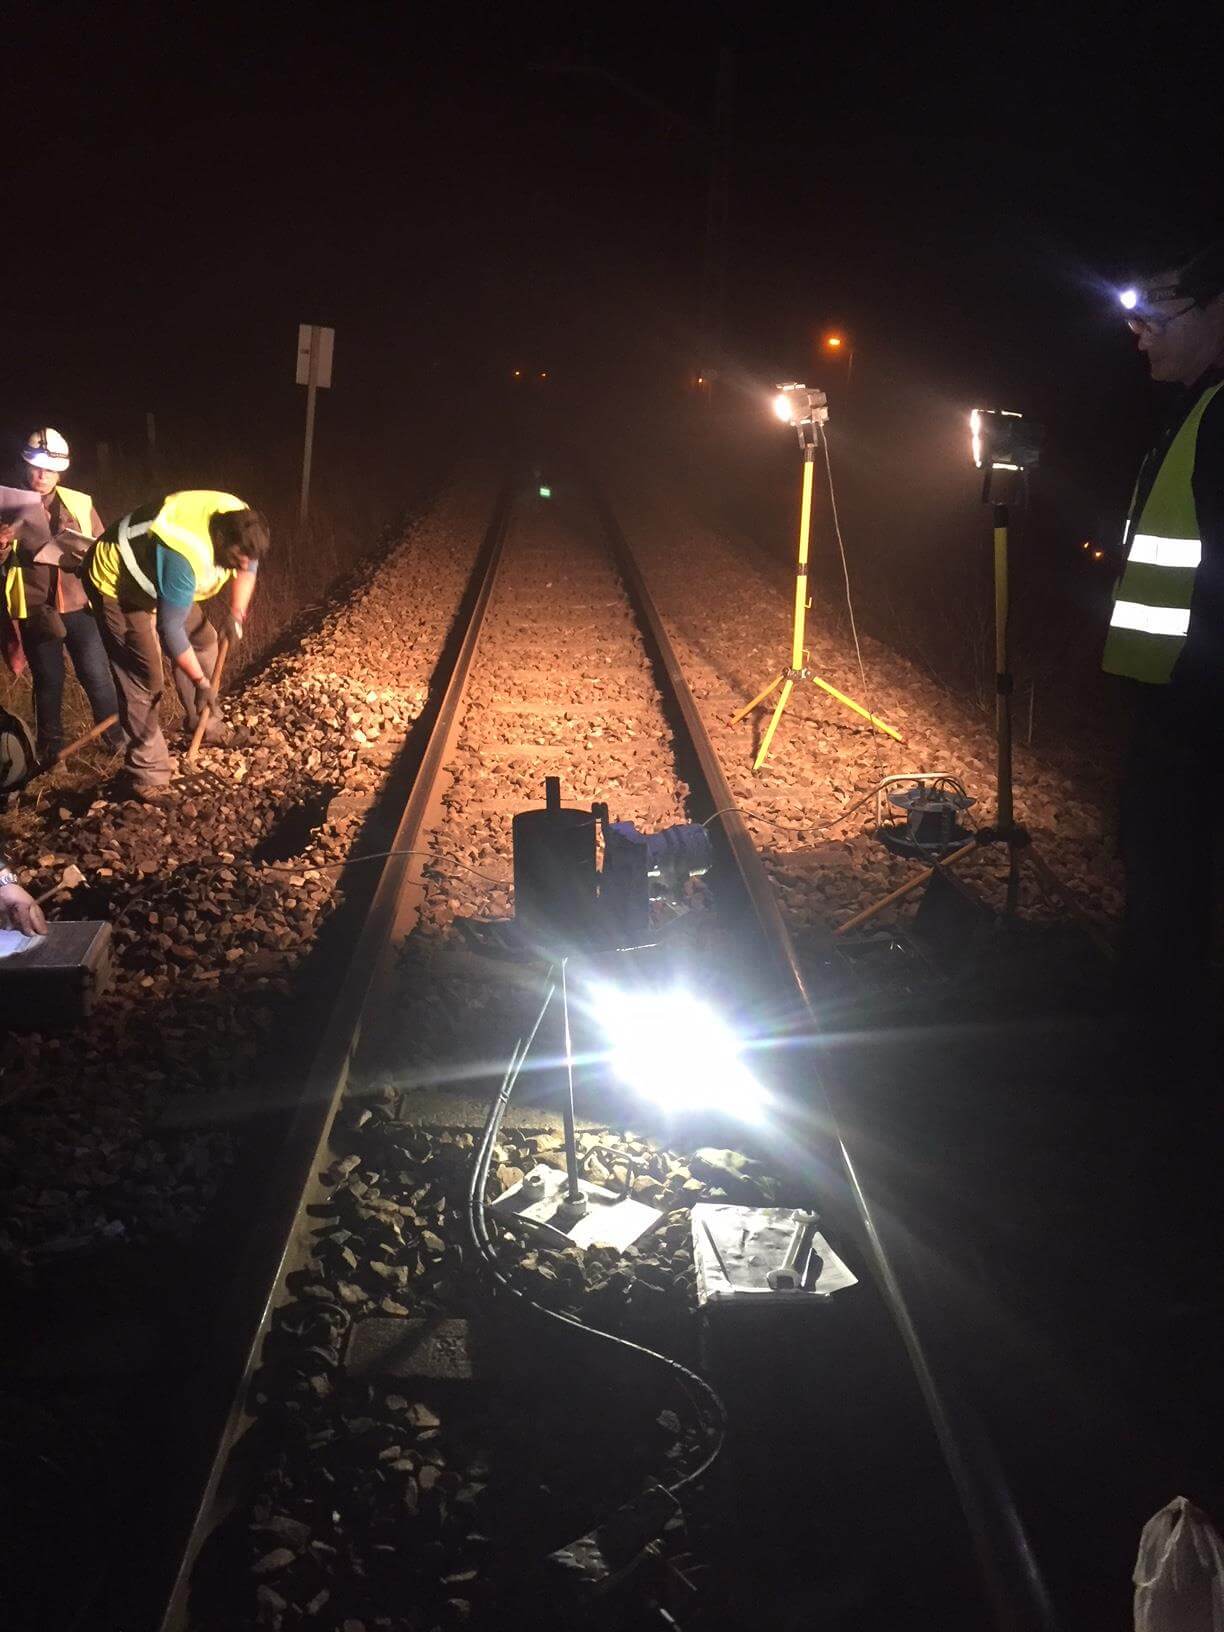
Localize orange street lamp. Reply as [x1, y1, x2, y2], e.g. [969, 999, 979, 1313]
[822, 331, 854, 382]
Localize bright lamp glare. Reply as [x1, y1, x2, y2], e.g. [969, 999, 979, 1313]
[591, 986, 768, 1122]
[1119, 288, 1139, 311]
[773, 392, 792, 423]
[969, 408, 983, 467]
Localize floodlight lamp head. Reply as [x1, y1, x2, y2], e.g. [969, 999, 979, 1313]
[969, 408, 1042, 473]
[773, 383, 829, 445]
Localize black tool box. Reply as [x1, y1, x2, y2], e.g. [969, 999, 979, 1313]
[0, 921, 113, 1028]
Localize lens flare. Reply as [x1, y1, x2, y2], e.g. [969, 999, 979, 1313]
[589, 985, 768, 1122]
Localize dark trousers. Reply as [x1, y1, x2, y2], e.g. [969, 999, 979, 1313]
[90, 595, 225, 787]
[22, 607, 122, 757]
[1119, 681, 1220, 1082]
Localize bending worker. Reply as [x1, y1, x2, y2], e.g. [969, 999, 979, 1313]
[1104, 238, 1224, 1064]
[85, 491, 269, 799]
[3, 429, 122, 761]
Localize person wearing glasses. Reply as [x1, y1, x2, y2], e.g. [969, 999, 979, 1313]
[1105, 239, 1224, 1065]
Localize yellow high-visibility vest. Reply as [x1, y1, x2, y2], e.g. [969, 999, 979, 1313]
[3, 485, 97, 620]
[89, 490, 246, 602]
[1103, 381, 1224, 684]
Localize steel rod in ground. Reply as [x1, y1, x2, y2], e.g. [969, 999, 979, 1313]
[560, 958, 583, 1204]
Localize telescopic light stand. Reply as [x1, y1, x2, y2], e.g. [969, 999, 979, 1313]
[732, 418, 901, 772]
[834, 466, 1112, 952]
[989, 490, 1024, 916]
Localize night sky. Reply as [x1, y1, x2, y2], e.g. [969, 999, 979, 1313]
[6, 3, 1223, 521]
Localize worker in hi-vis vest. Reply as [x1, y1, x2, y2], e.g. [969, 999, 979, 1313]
[0, 429, 122, 760]
[1105, 238, 1224, 1054]
[85, 493, 269, 799]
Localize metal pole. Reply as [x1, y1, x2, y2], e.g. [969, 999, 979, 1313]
[299, 329, 319, 526]
[993, 503, 1013, 833]
[559, 959, 583, 1205]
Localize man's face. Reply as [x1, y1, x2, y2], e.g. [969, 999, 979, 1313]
[220, 546, 253, 573]
[1132, 270, 1224, 384]
[26, 465, 59, 497]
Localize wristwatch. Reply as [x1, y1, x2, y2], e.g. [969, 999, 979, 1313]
[0, 869, 18, 890]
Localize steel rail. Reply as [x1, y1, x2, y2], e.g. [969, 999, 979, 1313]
[589, 478, 1057, 1632]
[157, 473, 515, 1630]
[159, 466, 1052, 1632]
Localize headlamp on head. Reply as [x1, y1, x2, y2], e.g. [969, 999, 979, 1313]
[1117, 243, 1224, 324]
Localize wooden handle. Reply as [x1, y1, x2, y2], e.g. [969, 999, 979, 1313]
[186, 635, 230, 763]
[50, 713, 119, 767]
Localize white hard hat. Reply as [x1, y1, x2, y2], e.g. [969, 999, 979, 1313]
[22, 427, 71, 472]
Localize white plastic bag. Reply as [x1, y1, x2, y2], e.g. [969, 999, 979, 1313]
[1135, 1497, 1224, 1632]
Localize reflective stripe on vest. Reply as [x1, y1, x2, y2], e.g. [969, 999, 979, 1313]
[117, 517, 157, 598]
[1102, 380, 1224, 684]
[89, 491, 246, 603]
[151, 491, 245, 602]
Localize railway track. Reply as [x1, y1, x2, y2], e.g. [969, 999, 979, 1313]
[153, 462, 1052, 1632]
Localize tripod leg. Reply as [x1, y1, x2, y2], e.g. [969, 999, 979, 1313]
[731, 674, 783, 725]
[807, 674, 903, 742]
[754, 677, 794, 771]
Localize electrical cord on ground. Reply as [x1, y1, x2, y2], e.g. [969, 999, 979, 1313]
[464, 978, 726, 1498]
[821, 426, 888, 789]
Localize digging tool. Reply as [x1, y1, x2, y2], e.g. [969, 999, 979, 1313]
[186, 636, 230, 763]
[0, 711, 121, 799]
[34, 863, 86, 909]
[54, 714, 119, 764]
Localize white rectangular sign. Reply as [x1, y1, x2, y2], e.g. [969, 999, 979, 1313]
[296, 323, 334, 389]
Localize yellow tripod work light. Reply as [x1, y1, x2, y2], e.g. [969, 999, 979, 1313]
[733, 383, 901, 772]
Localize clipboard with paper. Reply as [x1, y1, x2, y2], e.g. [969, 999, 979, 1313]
[0, 487, 52, 552]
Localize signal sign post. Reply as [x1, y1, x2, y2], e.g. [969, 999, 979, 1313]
[296, 323, 334, 524]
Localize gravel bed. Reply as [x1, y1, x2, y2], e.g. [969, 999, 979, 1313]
[605, 462, 1122, 941]
[204, 477, 774, 1627]
[0, 473, 492, 1274]
[208, 1104, 785, 1632]
[360, 478, 697, 1093]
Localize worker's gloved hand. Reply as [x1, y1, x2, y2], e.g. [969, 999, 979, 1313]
[0, 524, 14, 557]
[220, 610, 245, 644]
[0, 882, 48, 937]
[194, 680, 219, 712]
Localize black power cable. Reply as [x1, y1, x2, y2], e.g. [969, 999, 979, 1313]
[464, 978, 727, 1498]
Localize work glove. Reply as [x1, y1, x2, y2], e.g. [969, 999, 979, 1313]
[195, 680, 219, 712]
[220, 610, 245, 643]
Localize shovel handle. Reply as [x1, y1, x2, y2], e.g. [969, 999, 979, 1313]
[51, 714, 119, 766]
[186, 635, 230, 763]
